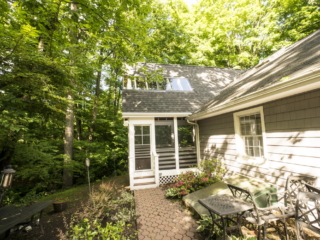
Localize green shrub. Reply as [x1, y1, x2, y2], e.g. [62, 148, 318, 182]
[165, 171, 216, 198]
[70, 218, 128, 240]
[165, 159, 226, 198]
[197, 214, 257, 240]
[199, 158, 226, 180]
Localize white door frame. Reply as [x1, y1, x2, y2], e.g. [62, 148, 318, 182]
[128, 118, 155, 180]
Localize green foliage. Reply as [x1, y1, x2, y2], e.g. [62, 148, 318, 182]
[70, 219, 127, 240]
[58, 182, 136, 239]
[113, 191, 135, 207]
[10, 141, 63, 196]
[110, 191, 136, 223]
[165, 171, 216, 198]
[165, 159, 225, 198]
[111, 208, 136, 223]
[197, 214, 257, 240]
[198, 158, 226, 181]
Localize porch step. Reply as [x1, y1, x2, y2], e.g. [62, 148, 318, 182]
[134, 182, 156, 186]
[134, 175, 155, 179]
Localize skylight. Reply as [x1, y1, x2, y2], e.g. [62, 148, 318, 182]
[123, 77, 192, 91]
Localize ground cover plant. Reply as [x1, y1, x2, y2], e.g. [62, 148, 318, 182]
[58, 180, 137, 240]
[165, 159, 225, 198]
[5, 175, 134, 240]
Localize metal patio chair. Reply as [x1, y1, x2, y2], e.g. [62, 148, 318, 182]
[305, 183, 320, 195]
[228, 183, 293, 240]
[267, 175, 317, 212]
[295, 189, 320, 239]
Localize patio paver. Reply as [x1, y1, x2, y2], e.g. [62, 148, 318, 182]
[135, 187, 200, 240]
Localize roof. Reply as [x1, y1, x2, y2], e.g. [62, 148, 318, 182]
[122, 63, 243, 113]
[192, 29, 320, 116]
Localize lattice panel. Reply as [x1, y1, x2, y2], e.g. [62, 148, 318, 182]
[159, 175, 178, 185]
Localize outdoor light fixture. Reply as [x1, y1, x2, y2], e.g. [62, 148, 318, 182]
[85, 158, 90, 168]
[85, 158, 91, 195]
[0, 165, 16, 206]
[1, 165, 16, 189]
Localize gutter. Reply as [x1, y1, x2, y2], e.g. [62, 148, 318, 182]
[122, 112, 192, 118]
[188, 68, 320, 121]
[187, 119, 201, 166]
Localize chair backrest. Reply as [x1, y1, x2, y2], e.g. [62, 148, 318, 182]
[284, 175, 317, 208]
[305, 184, 320, 195]
[295, 191, 320, 238]
[227, 184, 263, 224]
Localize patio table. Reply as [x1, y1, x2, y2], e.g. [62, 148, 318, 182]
[0, 200, 54, 239]
[199, 194, 253, 240]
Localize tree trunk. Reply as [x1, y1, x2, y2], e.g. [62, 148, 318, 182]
[63, 93, 74, 188]
[89, 48, 103, 141]
[75, 103, 82, 141]
[89, 67, 101, 140]
[63, 1, 78, 188]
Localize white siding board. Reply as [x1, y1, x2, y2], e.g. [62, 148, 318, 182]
[267, 145, 320, 158]
[266, 131, 320, 138]
[267, 137, 320, 147]
[268, 153, 320, 167]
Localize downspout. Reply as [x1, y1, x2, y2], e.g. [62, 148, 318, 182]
[187, 119, 201, 167]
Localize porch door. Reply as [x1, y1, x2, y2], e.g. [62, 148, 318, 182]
[134, 125, 151, 170]
[155, 119, 176, 170]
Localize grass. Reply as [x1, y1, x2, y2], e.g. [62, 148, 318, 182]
[39, 183, 91, 203]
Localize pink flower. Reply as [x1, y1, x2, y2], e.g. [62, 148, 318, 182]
[207, 173, 211, 176]
[201, 178, 209, 182]
[186, 185, 191, 188]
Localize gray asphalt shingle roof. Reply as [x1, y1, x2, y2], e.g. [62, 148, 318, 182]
[123, 29, 320, 115]
[195, 29, 320, 114]
[122, 63, 243, 113]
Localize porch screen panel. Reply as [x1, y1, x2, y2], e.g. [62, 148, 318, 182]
[178, 121, 197, 168]
[134, 126, 151, 170]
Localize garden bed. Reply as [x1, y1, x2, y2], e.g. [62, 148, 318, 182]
[7, 175, 136, 240]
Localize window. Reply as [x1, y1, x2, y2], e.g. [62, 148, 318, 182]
[123, 76, 192, 91]
[239, 113, 263, 157]
[134, 126, 150, 145]
[168, 78, 192, 91]
[233, 107, 267, 162]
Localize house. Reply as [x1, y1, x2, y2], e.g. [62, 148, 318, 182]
[122, 29, 320, 190]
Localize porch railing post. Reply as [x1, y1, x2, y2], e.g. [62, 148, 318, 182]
[174, 117, 179, 170]
[152, 151, 159, 186]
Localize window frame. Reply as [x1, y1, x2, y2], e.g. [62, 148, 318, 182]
[233, 106, 268, 165]
[122, 76, 193, 91]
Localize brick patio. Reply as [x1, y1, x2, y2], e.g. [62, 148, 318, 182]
[134, 187, 200, 240]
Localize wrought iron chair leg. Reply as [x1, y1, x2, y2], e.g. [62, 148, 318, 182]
[257, 225, 262, 240]
[222, 217, 227, 240]
[282, 219, 289, 240]
[263, 222, 268, 240]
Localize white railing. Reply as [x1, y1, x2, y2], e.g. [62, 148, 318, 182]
[152, 150, 159, 186]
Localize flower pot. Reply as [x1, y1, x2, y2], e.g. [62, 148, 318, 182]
[53, 201, 68, 213]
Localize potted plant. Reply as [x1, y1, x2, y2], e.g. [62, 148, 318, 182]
[53, 198, 68, 213]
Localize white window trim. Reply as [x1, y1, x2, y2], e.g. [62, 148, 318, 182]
[233, 106, 268, 166]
